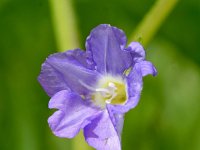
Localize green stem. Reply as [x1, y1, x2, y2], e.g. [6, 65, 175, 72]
[49, 0, 79, 51]
[49, 0, 91, 150]
[129, 0, 179, 47]
[73, 131, 94, 150]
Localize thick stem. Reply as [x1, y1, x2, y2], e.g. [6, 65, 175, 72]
[129, 0, 179, 47]
[48, 0, 91, 150]
[49, 0, 79, 51]
[73, 131, 93, 150]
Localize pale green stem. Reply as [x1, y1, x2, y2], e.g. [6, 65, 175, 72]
[73, 131, 94, 150]
[49, 0, 91, 150]
[49, 0, 79, 51]
[129, 0, 179, 47]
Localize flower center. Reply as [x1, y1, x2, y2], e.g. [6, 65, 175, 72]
[92, 75, 127, 108]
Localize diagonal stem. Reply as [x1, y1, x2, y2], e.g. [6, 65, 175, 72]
[129, 0, 179, 47]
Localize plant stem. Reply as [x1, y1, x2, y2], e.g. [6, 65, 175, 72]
[129, 0, 179, 47]
[48, 0, 91, 150]
[49, 0, 79, 51]
[73, 131, 93, 150]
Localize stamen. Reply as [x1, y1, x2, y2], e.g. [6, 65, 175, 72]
[81, 75, 127, 108]
[95, 88, 109, 93]
[108, 82, 116, 88]
[95, 82, 118, 104]
[78, 80, 96, 91]
[95, 88, 110, 97]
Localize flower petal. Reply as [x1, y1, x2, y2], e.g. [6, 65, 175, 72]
[139, 61, 157, 77]
[107, 105, 124, 140]
[125, 42, 146, 63]
[86, 24, 132, 75]
[38, 49, 100, 97]
[109, 61, 157, 113]
[48, 90, 99, 138]
[84, 110, 121, 150]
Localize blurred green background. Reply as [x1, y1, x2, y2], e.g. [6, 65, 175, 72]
[0, 0, 200, 150]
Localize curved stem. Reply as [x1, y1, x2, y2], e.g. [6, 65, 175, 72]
[129, 0, 179, 47]
[49, 0, 90, 150]
[49, 0, 79, 51]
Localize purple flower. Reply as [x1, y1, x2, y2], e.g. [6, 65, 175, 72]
[38, 24, 157, 150]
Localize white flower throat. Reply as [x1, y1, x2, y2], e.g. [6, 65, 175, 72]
[92, 76, 127, 108]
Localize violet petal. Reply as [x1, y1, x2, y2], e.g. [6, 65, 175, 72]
[38, 49, 100, 96]
[84, 110, 121, 150]
[111, 61, 157, 113]
[48, 90, 99, 138]
[139, 60, 157, 77]
[86, 24, 132, 75]
[107, 105, 124, 140]
[125, 42, 146, 63]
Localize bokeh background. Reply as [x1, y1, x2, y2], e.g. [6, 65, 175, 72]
[0, 0, 200, 150]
